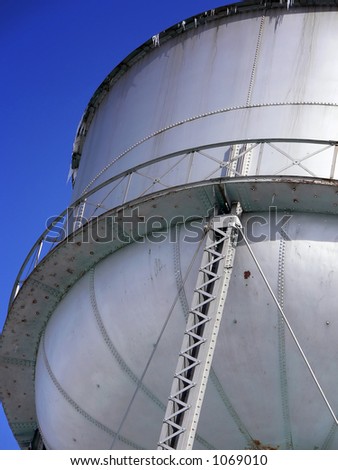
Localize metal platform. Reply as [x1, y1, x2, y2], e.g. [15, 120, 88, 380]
[2, 175, 338, 448]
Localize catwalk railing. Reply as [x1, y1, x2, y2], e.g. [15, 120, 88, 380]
[8, 138, 338, 308]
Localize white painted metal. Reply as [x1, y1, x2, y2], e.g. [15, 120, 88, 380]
[33, 210, 338, 450]
[35, 225, 206, 450]
[158, 211, 241, 449]
[4, 1, 338, 451]
[70, 6, 338, 222]
[240, 228, 338, 426]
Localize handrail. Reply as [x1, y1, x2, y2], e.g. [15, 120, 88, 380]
[8, 137, 336, 309]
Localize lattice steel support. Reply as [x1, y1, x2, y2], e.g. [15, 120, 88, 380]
[158, 207, 242, 450]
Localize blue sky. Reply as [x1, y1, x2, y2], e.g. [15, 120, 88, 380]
[0, 0, 234, 450]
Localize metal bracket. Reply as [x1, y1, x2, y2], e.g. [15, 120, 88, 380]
[158, 206, 242, 449]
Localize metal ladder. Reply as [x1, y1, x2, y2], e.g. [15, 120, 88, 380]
[158, 206, 242, 450]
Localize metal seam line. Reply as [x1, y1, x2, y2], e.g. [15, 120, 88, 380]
[246, 15, 265, 106]
[173, 224, 190, 320]
[209, 369, 254, 447]
[277, 235, 293, 449]
[37, 425, 53, 450]
[41, 332, 142, 450]
[0, 356, 36, 368]
[81, 101, 338, 195]
[89, 268, 165, 410]
[29, 278, 62, 299]
[239, 228, 338, 426]
[79, 132, 338, 219]
[11, 422, 37, 432]
[321, 421, 337, 450]
[194, 435, 215, 451]
[110, 232, 212, 450]
[10, 140, 338, 303]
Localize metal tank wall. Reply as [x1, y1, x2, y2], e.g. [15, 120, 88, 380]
[35, 2, 338, 450]
[35, 212, 338, 450]
[35, 226, 204, 450]
[70, 5, 338, 222]
[33, 2, 338, 450]
[4, 1, 338, 451]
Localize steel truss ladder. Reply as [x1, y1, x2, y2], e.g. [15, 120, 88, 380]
[158, 207, 242, 450]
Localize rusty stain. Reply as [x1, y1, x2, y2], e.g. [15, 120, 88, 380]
[248, 439, 279, 450]
[32, 299, 37, 304]
[244, 270, 251, 279]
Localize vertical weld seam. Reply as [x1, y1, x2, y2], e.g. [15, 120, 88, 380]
[246, 15, 265, 106]
[173, 225, 190, 320]
[277, 236, 293, 449]
[41, 332, 143, 448]
[37, 423, 53, 450]
[209, 369, 253, 447]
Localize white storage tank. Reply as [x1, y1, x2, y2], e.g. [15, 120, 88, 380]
[2, 0, 338, 450]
